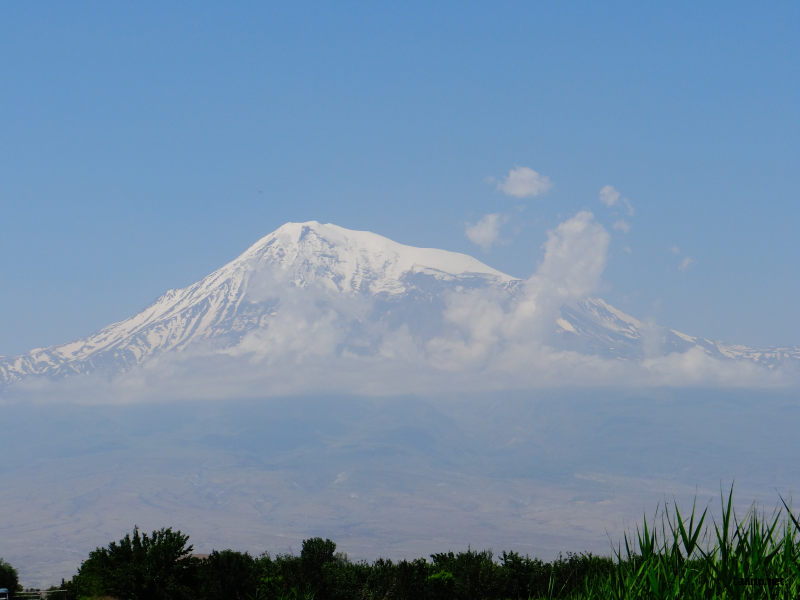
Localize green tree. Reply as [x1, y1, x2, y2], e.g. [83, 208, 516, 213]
[197, 549, 256, 600]
[300, 537, 337, 600]
[391, 558, 429, 600]
[0, 558, 20, 594]
[71, 526, 197, 600]
[430, 549, 499, 599]
[426, 569, 455, 600]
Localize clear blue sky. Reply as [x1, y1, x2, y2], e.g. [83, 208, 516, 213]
[1, 1, 797, 355]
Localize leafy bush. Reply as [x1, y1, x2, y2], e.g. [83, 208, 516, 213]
[0, 558, 20, 594]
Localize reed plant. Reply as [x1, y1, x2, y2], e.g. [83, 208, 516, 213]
[573, 485, 800, 599]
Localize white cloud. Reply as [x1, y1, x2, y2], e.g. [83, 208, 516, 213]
[599, 185, 635, 216]
[624, 201, 635, 216]
[497, 167, 553, 198]
[599, 185, 621, 207]
[613, 220, 631, 233]
[427, 211, 611, 372]
[670, 246, 695, 271]
[465, 213, 506, 250]
[530, 211, 610, 300]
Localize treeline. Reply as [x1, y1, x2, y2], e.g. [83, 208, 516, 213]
[56, 527, 612, 600]
[18, 486, 800, 599]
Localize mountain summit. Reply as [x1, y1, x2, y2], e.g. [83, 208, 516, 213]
[1, 221, 797, 388]
[240, 221, 513, 293]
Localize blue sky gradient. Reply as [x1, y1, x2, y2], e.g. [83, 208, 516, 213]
[2, 1, 798, 354]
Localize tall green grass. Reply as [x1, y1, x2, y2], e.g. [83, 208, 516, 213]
[573, 485, 800, 599]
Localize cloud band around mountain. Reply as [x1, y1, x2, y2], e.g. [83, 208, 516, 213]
[5, 213, 796, 405]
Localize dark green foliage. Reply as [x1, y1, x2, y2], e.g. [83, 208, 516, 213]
[300, 537, 337, 599]
[254, 552, 303, 599]
[430, 549, 498, 599]
[70, 526, 196, 600]
[499, 550, 547, 598]
[426, 568, 456, 599]
[0, 558, 20, 593]
[53, 486, 800, 599]
[362, 557, 429, 600]
[197, 550, 257, 600]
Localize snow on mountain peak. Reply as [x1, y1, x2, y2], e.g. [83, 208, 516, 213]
[235, 221, 514, 294]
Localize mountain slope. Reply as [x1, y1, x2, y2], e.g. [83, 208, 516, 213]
[0, 221, 797, 387]
[0, 222, 513, 385]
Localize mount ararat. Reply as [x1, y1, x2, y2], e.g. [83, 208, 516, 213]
[1, 220, 797, 390]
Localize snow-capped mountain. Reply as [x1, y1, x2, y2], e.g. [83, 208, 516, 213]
[1, 221, 797, 387]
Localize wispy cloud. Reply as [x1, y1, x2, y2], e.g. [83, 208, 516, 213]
[496, 167, 553, 198]
[612, 220, 631, 233]
[670, 246, 695, 271]
[599, 185, 634, 216]
[599, 185, 621, 207]
[465, 213, 506, 250]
